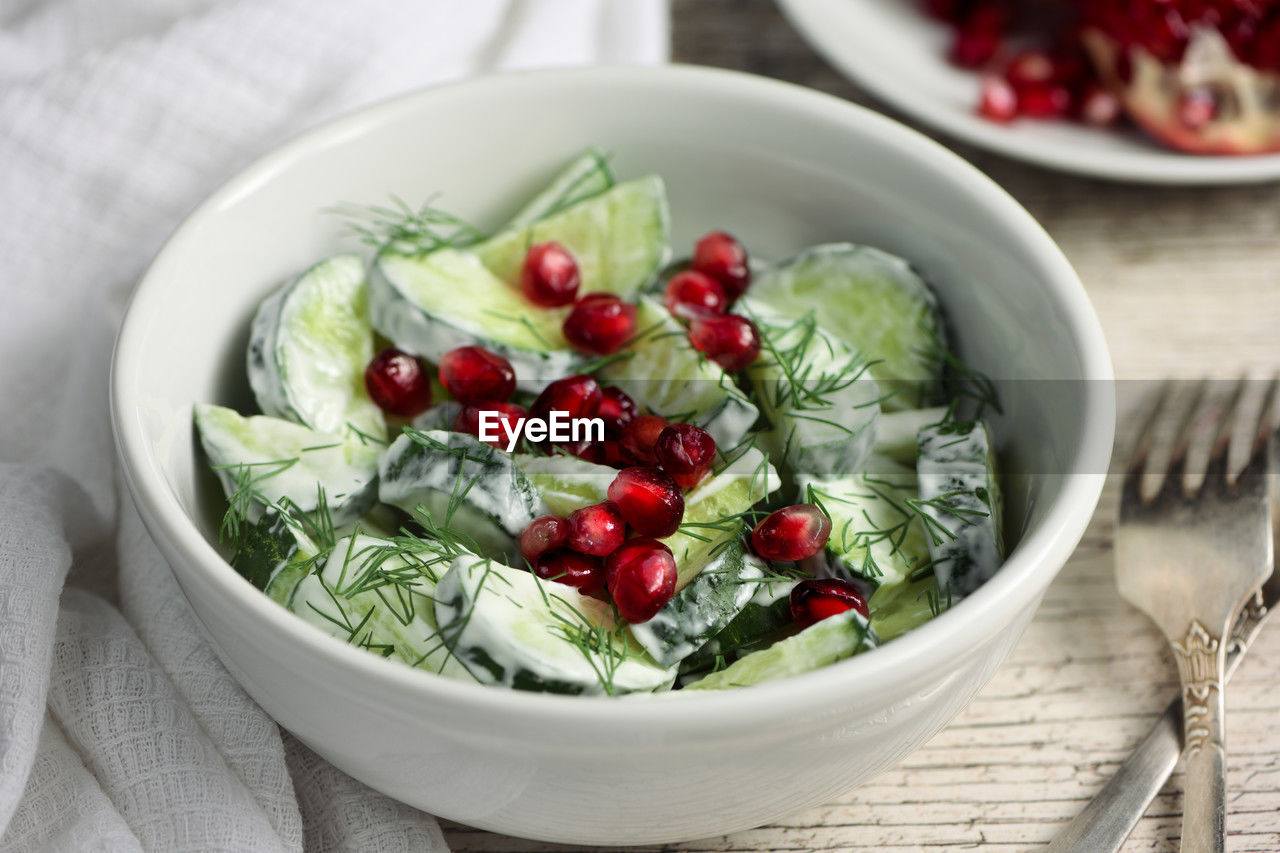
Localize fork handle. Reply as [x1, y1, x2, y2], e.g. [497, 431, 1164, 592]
[1180, 685, 1226, 853]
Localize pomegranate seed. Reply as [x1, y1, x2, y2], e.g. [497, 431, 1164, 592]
[688, 314, 761, 372]
[607, 467, 685, 538]
[1005, 50, 1056, 89]
[790, 578, 869, 629]
[454, 401, 527, 449]
[605, 536, 673, 589]
[521, 242, 580, 307]
[438, 346, 516, 403]
[1177, 88, 1219, 128]
[977, 75, 1018, 123]
[1079, 84, 1122, 126]
[534, 548, 605, 594]
[619, 414, 669, 467]
[1017, 82, 1074, 118]
[364, 347, 433, 418]
[606, 540, 677, 623]
[751, 504, 832, 562]
[520, 515, 570, 562]
[950, 23, 1002, 68]
[567, 501, 627, 556]
[692, 232, 751, 302]
[597, 386, 637, 435]
[530, 374, 602, 421]
[555, 439, 606, 464]
[664, 270, 729, 320]
[655, 423, 717, 490]
[603, 439, 633, 469]
[562, 293, 637, 355]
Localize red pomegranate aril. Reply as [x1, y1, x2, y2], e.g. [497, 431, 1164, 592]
[563, 293, 637, 355]
[949, 4, 1006, 69]
[1017, 82, 1074, 118]
[1079, 84, 1122, 126]
[597, 386, 638, 435]
[751, 504, 832, 562]
[664, 270, 729, 320]
[655, 423, 717, 490]
[454, 401, 527, 449]
[534, 548, 605, 594]
[365, 347, 433, 417]
[1005, 50, 1056, 89]
[530, 374, 602, 421]
[521, 242, 580, 307]
[1177, 88, 1219, 128]
[605, 536, 673, 589]
[567, 501, 627, 557]
[790, 578, 869, 629]
[688, 314, 761, 372]
[977, 74, 1018, 123]
[692, 232, 751, 302]
[606, 540, 677, 624]
[620, 414, 669, 466]
[602, 439, 633, 469]
[520, 515, 571, 563]
[607, 467, 685, 538]
[438, 346, 516, 403]
[555, 439, 606, 465]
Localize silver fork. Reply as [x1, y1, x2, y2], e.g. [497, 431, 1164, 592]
[1114, 379, 1274, 853]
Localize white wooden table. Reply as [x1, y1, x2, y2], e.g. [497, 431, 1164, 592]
[447, 4, 1280, 849]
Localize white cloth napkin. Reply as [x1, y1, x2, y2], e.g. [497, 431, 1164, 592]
[0, 1, 668, 849]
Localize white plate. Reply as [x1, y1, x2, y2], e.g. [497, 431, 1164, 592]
[778, 0, 1280, 184]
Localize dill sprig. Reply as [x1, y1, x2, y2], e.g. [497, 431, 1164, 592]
[333, 195, 484, 255]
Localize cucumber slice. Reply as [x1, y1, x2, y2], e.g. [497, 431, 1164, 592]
[412, 401, 462, 433]
[378, 429, 547, 562]
[749, 244, 945, 410]
[228, 509, 320, 593]
[195, 403, 380, 527]
[916, 419, 1003, 597]
[629, 539, 767, 668]
[869, 576, 945, 642]
[678, 578, 797, 675]
[684, 608, 877, 690]
[744, 300, 881, 478]
[247, 254, 384, 439]
[665, 446, 779, 590]
[874, 406, 948, 465]
[434, 554, 675, 695]
[371, 247, 581, 391]
[512, 453, 615, 516]
[290, 534, 473, 679]
[473, 176, 671, 300]
[597, 297, 759, 449]
[504, 148, 615, 229]
[801, 457, 931, 592]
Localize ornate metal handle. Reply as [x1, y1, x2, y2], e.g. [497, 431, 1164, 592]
[1173, 620, 1227, 853]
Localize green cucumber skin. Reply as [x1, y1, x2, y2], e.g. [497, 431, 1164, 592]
[503, 148, 615, 230]
[678, 578, 797, 675]
[232, 511, 301, 591]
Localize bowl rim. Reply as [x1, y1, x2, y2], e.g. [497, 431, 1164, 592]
[111, 63, 1114, 730]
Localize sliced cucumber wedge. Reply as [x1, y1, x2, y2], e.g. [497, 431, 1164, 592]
[229, 509, 321, 594]
[678, 577, 797, 675]
[685, 608, 877, 690]
[749, 244, 945, 410]
[598, 297, 759, 449]
[371, 247, 580, 390]
[247, 254, 384, 439]
[512, 452, 615, 516]
[434, 554, 675, 695]
[289, 534, 473, 679]
[744, 301, 881, 478]
[869, 576, 945, 642]
[473, 176, 671, 300]
[664, 445, 779, 590]
[378, 429, 547, 562]
[874, 406, 948, 465]
[801, 457, 931, 592]
[195, 403, 380, 527]
[504, 148, 615, 229]
[629, 539, 766, 668]
[916, 419, 1003, 598]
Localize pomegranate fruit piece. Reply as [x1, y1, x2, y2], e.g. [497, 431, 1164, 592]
[454, 401, 527, 449]
[533, 548, 605, 594]
[437, 346, 516, 403]
[530, 374, 602, 422]
[1005, 49, 1056, 89]
[520, 515, 571, 563]
[664, 270, 729, 320]
[688, 313, 761, 372]
[949, 3, 1008, 68]
[597, 385, 638, 435]
[751, 504, 832, 562]
[1017, 82, 1074, 118]
[521, 242, 580, 307]
[606, 540, 678, 624]
[563, 293, 637, 355]
[607, 467, 685, 538]
[364, 347, 433, 417]
[790, 578, 869, 629]
[691, 232, 751, 302]
[977, 74, 1018, 122]
[619, 414, 669, 467]
[605, 536, 673, 591]
[654, 423, 717, 490]
[567, 501, 627, 557]
[1079, 84, 1122, 126]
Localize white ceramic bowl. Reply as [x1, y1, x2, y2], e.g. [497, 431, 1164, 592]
[112, 66, 1113, 846]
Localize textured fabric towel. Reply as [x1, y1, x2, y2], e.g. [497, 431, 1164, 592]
[0, 1, 668, 849]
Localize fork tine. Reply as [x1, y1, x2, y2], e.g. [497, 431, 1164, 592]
[1203, 377, 1247, 485]
[1242, 373, 1280, 476]
[1160, 379, 1208, 494]
[1122, 380, 1172, 504]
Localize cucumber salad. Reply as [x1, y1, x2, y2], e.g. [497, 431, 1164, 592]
[197, 149, 1005, 696]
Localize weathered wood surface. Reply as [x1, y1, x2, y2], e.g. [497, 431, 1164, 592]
[447, 2, 1280, 850]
